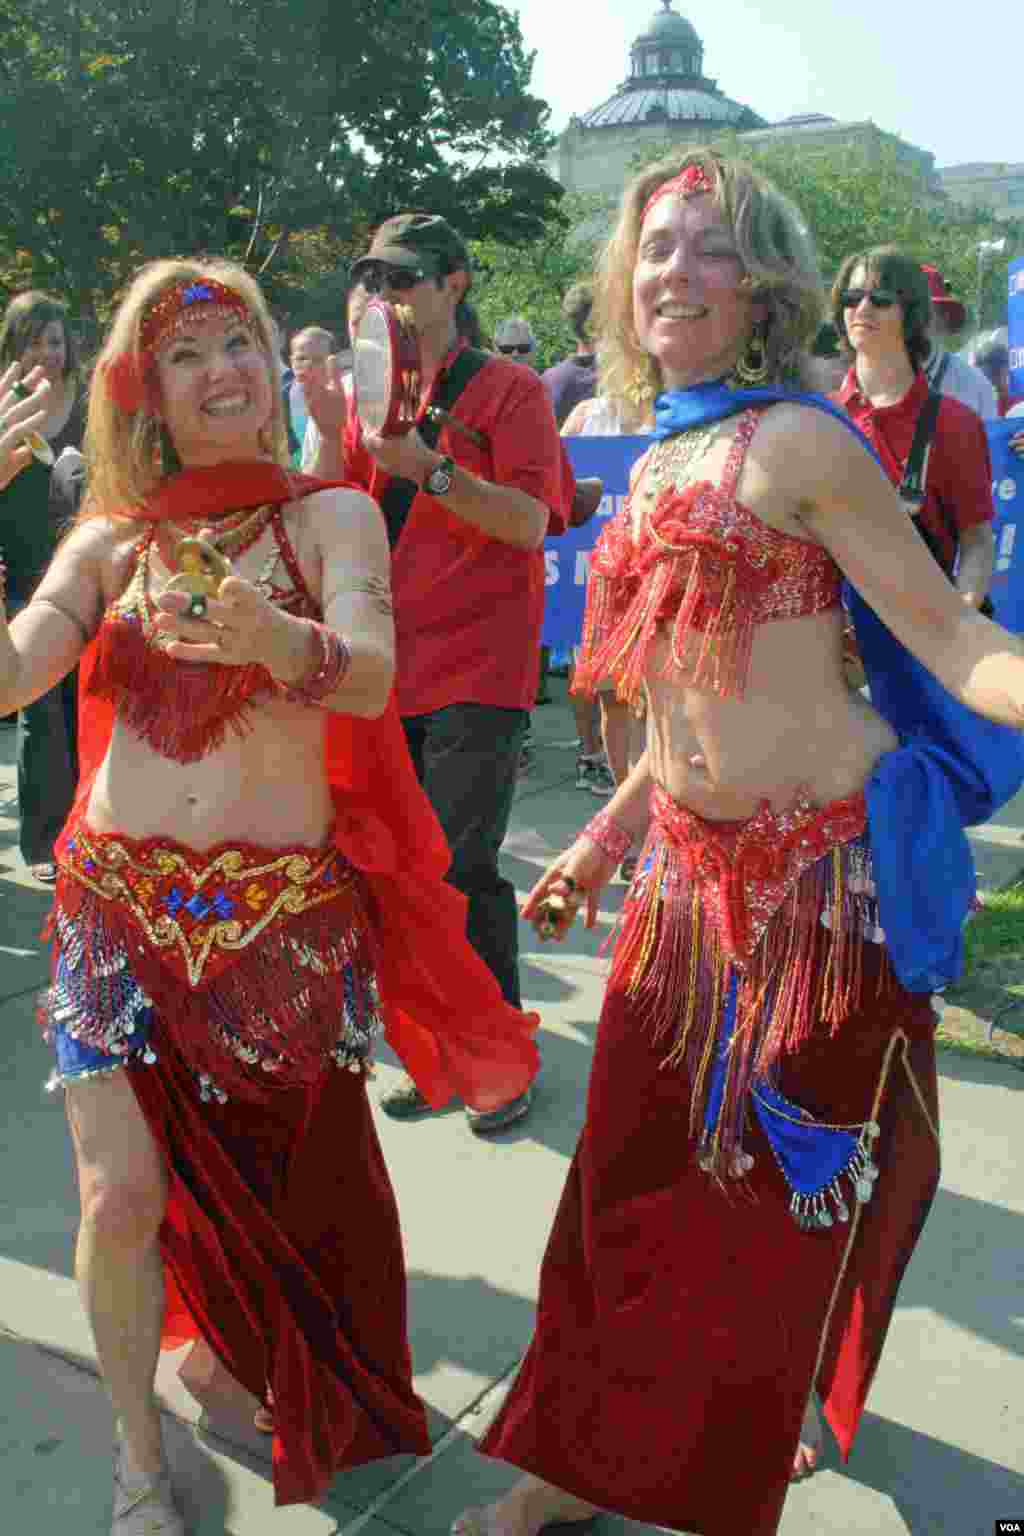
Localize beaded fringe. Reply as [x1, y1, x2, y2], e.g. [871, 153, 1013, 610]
[87, 614, 277, 763]
[43, 879, 381, 1103]
[611, 831, 888, 1182]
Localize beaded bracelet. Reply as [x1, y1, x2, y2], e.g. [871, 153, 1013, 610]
[582, 806, 633, 864]
[281, 622, 351, 706]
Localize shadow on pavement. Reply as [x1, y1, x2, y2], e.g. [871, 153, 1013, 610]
[834, 1408, 1024, 1534]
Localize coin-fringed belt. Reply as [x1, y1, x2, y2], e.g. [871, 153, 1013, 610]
[43, 823, 381, 1102]
[610, 783, 897, 1229]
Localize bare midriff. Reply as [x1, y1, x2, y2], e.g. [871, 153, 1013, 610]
[86, 702, 334, 849]
[643, 610, 897, 821]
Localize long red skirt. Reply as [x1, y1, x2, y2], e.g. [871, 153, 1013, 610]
[127, 1044, 431, 1506]
[480, 946, 939, 1536]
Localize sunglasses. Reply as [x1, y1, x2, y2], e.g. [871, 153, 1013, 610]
[497, 342, 534, 355]
[357, 264, 426, 295]
[840, 287, 898, 311]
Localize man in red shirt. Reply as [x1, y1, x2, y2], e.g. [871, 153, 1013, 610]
[308, 213, 571, 1133]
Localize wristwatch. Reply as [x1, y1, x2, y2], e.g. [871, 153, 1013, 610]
[423, 455, 455, 496]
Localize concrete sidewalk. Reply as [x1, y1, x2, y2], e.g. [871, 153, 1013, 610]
[1, 693, 1022, 1535]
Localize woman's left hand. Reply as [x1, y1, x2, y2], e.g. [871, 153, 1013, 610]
[154, 573, 312, 679]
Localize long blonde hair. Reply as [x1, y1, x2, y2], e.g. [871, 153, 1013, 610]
[594, 146, 825, 429]
[82, 258, 287, 522]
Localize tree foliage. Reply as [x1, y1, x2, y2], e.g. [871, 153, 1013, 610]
[470, 194, 606, 371]
[0, 0, 563, 329]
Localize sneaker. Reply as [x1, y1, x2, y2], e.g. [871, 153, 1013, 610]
[588, 759, 616, 797]
[575, 752, 603, 791]
[465, 1083, 534, 1136]
[379, 1075, 437, 1119]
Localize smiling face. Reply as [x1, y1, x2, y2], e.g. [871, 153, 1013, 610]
[633, 191, 753, 389]
[21, 319, 68, 382]
[842, 263, 907, 362]
[153, 315, 274, 466]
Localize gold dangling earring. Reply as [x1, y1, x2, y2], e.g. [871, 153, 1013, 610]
[626, 359, 657, 410]
[734, 327, 770, 387]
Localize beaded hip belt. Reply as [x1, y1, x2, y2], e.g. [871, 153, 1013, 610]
[57, 824, 360, 990]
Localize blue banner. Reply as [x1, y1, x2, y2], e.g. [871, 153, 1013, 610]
[989, 420, 1024, 632]
[546, 425, 1024, 646]
[543, 436, 648, 652]
[1009, 258, 1024, 398]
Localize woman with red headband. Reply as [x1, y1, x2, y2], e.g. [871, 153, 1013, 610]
[0, 258, 538, 1534]
[454, 149, 1024, 1536]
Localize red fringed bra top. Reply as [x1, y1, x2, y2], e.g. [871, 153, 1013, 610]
[574, 410, 841, 704]
[85, 508, 318, 764]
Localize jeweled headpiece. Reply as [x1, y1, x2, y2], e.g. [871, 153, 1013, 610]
[103, 278, 254, 415]
[640, 162, 715, 226]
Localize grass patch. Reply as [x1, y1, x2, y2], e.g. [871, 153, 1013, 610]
[944, 882, 1024, 1041]
[960, 883, 1024, 970]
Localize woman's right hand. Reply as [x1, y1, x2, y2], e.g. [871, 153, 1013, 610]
[521, 834, 620, 941]
[0, 363, 49, 492]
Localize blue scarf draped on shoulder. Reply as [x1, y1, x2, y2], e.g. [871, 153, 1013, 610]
[653, 378, 1024, 992]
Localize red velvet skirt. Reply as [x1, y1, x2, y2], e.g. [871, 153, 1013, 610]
[480, 944, 939, 1536]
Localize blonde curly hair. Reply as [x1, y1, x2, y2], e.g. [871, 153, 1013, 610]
[82, 257, 288, 522]
[594, 146, 825, 429]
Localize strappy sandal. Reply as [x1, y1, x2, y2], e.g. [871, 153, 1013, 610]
[112, 1441, 185, 1535]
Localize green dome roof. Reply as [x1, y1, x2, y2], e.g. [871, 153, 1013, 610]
[637, 2, 700, 47]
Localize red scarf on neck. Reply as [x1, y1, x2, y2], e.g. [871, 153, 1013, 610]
[70, 460, 539, 1114]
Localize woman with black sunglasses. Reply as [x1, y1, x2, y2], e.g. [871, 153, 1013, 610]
[831, 246, 996, 612]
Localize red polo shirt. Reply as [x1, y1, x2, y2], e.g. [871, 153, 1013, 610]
[836, 368, 992, 571]
[344, 345, 570, 716]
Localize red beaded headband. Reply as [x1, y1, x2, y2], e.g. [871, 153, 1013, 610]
[640, 162, 715, 225]
[103, 279, 254, 415]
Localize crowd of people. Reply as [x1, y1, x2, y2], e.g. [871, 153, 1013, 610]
[2, 142, 1024, 1536]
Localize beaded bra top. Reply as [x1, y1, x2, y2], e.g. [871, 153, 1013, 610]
[85, 509, 322, 764]
[574, 410, 841, 705]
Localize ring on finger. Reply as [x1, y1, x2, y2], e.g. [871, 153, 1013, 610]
[11, 382, 29, 401]
[562, 875, 578, 893]
[186, 592, 208, 620]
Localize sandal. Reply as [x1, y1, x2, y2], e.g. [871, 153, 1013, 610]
[112, 1441, 184, 1535]
[29, 860, 57, 884]
[790, 1396, 823, 1482]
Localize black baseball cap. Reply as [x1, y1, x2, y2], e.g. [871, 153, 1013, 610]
[351, 213, 471, 282]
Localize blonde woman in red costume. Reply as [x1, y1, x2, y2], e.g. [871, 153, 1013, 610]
[0, 259, 537, 1534]
[454, 148, 1024, 1536]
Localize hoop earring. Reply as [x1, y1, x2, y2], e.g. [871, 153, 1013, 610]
[734, 328, 770, 387]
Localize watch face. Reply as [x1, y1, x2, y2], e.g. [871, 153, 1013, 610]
[427, 460, 453, 494]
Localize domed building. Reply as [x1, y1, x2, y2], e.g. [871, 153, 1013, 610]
[547, 2, 934, 202]
[548, 2, 764, 196]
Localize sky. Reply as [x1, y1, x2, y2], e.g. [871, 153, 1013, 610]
[511, 0, 1017, 170]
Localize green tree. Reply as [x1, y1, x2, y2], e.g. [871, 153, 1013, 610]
[470, 193, 606, 371]
[0, 0, 563, 327]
